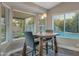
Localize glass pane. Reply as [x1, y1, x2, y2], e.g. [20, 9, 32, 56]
[78, 13, 79, 33]
[25, 17, 34, 33]
[65, 13, 78, 33]
[39, 18, 45, 33]
[53, 15, 64, 32]
[1, 5, 6, 42]
[12, 18, 24, 38]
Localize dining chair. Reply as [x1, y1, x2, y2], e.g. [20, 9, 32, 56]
[45, 30, 54, 55]
[24, 32, 39, 56]
[45, 29, 58, 55]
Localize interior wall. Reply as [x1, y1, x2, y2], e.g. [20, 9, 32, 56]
[49, 2, 79, 15]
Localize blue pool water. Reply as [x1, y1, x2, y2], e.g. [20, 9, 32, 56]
[57, 32, 79, 39]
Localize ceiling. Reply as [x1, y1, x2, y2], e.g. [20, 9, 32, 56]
[1, 5, 31, 19]
[6, 2, 61, 13]
[33, 2, 61, 9]
[4, 2, 61, 18]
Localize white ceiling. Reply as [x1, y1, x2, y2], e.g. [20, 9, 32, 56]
[5, 2, 61, 15]
[33, 2, 61, 9]
[6, 2, 46, 14]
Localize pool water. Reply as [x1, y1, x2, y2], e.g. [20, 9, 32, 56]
[57, 32, 79, 39]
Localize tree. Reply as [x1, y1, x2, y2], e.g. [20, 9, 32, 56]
[54, 19, 64, 31]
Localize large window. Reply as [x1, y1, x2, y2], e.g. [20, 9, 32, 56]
[0, 5, 6, 42]
[39, 17, 45, 33]
[39, 13, 46, 33]
[52, 12, 79, 33]
[53, 15, 64, 32]
[12, 18, 25, 38]
[65, 13, 78, 33]
[25, 17, 34, 33]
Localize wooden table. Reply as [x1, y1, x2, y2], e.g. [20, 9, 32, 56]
[34, 33, 59, 56]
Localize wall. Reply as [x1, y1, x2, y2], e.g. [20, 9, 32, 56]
[57, 37, 79, 51]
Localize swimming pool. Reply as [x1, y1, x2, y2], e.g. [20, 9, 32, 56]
[57, 32, 79, 39]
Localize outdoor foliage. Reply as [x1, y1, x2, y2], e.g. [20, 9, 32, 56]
[54, 13, 79, 33]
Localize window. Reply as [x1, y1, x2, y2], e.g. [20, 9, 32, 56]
[0, 5, 6, 42]
[25, 17, 34, 33]
[52, 12, 79, 33]
[53, 15, 64, 32]
[12, 18, 25, 38]
[39, 17, 45, 32]
[39, 13, 46, 33]
[65, 13, 78, 33]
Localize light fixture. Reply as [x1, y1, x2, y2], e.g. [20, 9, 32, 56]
[43, 13, 47, 18]
[41, 13, 47, 19]
[13, 19, 16, 23]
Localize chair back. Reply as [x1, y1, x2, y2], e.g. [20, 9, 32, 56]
[24, 32, 34, 49]
[46, 30, 53, 33]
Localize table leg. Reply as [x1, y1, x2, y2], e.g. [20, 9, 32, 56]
[46, 41, 48, 55]
[51, 37, 53, 50]
[22, 42, 27, 56]
[39, 37, 43, 56]
[54, 36, 58, 54]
